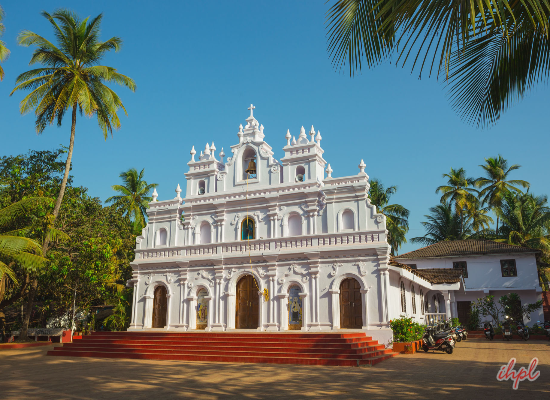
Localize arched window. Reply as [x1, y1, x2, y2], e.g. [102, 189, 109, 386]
[198, 180, 206, 195]
[242, 147, 257, 179]
[200, 221, 211, 244]
[433, 295, 438, 313]
[342, 210, 354, 230]
[295, 165, 305, 182]
[156, 228, 167, 246]
[400, 281, 406, 313]
[420, 290, 424, 315]
[241, 217, 255, 240]
[411, 285, 416, 314]
[288, 213, 302, 236]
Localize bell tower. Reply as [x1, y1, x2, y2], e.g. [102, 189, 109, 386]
[280, 125, 326, 184]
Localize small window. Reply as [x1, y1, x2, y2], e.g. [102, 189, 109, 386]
[453, 261, 468, 278]
[241, 217, 255, 240]
[400, 281, 406, 313]
[342, 210, 354, 230]
[501, 259, 517, 277]
[295, 165, 305, 182]
[156, 228, 167, 246]
[200, 222, 211, 244]
[198, 180, 206, 195]
[288, 213, 302, 236]
[411, 286, 416, 314]
[420, 290, 424, 315]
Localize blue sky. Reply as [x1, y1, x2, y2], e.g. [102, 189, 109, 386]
[1, 1, 548, 254]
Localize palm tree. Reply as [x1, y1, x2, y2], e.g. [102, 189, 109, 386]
[467, 198, 494, 235]
[497, 191, 550, 255]
[368, 179, 409, 255]
[106, 168, 158, 235]
[436, 168, 478, 236]
[411, 202, 471, 246]
[0, 5, 10, 80]
[10, 10, 136, 249]
[475, 155, 530, 234]
[325, 1, 550, 126]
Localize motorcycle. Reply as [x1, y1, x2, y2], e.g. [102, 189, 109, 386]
[422, 326, 455, 354]
[537, 320, 550, 339]
[484, 322, 495, 340]
[454, 325, 467, 341]
[516, 321, 530, 341]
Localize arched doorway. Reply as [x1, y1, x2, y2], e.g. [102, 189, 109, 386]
[196, 288, 208, 330]
[288, 285, 302, 330]
[236, 275, 259, 329]
[152, 286, 167, 328]
[340, 278, 362, 329]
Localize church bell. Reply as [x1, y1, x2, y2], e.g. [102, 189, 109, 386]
[245, 159, 257, 175]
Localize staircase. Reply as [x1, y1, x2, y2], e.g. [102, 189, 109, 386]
[47, 331, 396, 367]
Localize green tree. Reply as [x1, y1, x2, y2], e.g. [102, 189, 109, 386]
[0, 5, 9, 80]
[325, 1, 550, 126]
[368, 179, 409, 255]
[436, 168, 478, 236]
[10, 10, 135, 338]
[106, 168, 158, 235]
[411, 201, 470, 246]
[475, 155, 530, 233]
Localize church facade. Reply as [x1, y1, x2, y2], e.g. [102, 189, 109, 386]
[128, 106, 456, 343]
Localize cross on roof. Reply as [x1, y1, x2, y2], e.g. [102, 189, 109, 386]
[248, 104, 255, 118]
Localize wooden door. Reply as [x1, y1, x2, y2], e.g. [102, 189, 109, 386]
[152, 286, 167, 328]
[340, 278, 362, 329]
[288, 285, 302, 330]
[236, 275, 259, 329]
[457, 301, 471, 327]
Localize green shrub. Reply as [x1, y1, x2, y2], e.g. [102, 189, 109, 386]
[389, 316, 425, 343]
[451, 318, 460, 327]
[467, 305, 481, 331]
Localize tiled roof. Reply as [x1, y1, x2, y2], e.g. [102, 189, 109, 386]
[394, 240, 537, 259]
[388, 259, 463, 284]
[413, 268, 463, 284]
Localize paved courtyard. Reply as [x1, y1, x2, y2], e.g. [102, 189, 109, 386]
[1, 339, 549, 399]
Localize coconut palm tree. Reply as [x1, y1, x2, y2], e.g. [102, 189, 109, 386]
[436, 168, 478, 236]
[106, 168, 158, 235]
[411, 201, 471, 246]
[10, 10, 136, 248]
[368, 179, 409, 255]
[0, 5, 10, 80]
[475, 155, 530, 234]
[325, 1, 550, 126]
[497, 191, 550, 255]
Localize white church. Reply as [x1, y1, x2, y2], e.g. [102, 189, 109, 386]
[127, 105, 462, 343]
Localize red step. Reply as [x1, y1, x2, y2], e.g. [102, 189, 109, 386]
[47, 331, 397, 367]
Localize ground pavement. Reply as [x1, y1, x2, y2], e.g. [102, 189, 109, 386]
[1, 339, 548, 399]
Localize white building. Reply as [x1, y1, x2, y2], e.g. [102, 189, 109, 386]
[127, 105, 457, 343]
[393, 240, 544, 326]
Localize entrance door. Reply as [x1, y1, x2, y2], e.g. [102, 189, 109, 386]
[152, 286, 167, 328]
[196, 288, 208, 330]
[457, 301, 471, 327]
[288, 285, 302, 330]
[236, 275, 259, 329]
[340, 278, 362, 329]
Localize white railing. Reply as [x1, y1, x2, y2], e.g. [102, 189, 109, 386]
[424, 313, 448, 326]
[136, 231, 383, 260]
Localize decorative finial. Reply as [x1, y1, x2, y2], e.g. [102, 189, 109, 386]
[205, 143, 210, 155]
[219, 147, 225, 162]
[285, 129, 291, 146]
[359, 159, 366, 174]
[200, 150, 203, 157]
[248, 104, 255, 118]
[326, 164, 333, 178]
[309, 125, 315, 141]
[299, 126, 306, 138]
[190, 146, 196, 162]
[152, 188, 158, 202]
[260, 124, 264, 134]
[175, 184, 182, 199]
[239, 124, 243, 133]
[291, 136, 297, 145]
[315, 130, 322, 144]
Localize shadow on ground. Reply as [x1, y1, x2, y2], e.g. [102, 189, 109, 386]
[1, 340, 549, 399]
